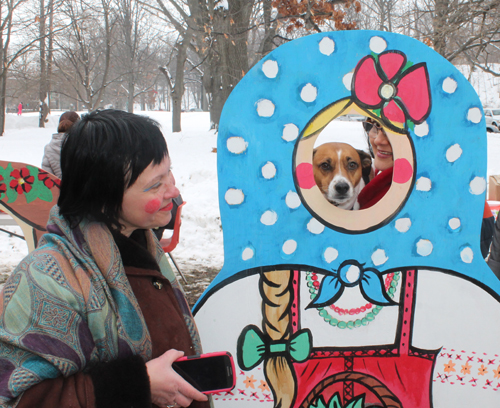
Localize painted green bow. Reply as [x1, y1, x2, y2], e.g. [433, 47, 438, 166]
[237, 324, 312, 370]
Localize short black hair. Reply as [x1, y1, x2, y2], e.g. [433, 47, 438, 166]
[58, 109, 168, 230]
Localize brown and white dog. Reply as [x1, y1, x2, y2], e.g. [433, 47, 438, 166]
[313, 142, 372, 210]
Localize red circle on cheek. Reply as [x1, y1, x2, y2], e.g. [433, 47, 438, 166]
[393, 158, 413, 184]
[145, 199, 161, 214]
[296, 163, 316, 189]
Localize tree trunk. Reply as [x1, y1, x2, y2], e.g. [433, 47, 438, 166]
[128, 76, 134, 112]
[0, 6, 5, 137]
[0, 73, 6, 137]
[433, 0, 449, 57]
[171, 28, 193, 132]
[47, 0, 54, 113]
[207, 0, 253, 128]
[39, 0, 49, 127]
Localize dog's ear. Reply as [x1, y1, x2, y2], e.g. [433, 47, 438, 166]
[356, 149, 373, 184]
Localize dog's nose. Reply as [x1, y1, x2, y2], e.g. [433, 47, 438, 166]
[335, 182, 350, 195]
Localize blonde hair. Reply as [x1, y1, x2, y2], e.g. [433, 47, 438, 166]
[260, 270, 296, 408]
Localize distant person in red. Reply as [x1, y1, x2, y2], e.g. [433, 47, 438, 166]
[17, 102, 23, 115]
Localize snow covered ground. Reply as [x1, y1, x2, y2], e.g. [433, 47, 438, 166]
[0, 111, 222, 282]
[1, 109, 500, 286]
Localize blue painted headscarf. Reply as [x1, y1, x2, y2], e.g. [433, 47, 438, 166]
[195, 30, 499, 311]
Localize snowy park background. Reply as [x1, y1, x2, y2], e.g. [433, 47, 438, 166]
[1, 68, 500, 299]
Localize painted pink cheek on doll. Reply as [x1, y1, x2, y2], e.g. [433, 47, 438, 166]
[145, 199, 161, 214]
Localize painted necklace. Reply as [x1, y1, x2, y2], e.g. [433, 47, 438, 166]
[305, 271, 400, 329]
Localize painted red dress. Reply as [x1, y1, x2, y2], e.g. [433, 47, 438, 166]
[291, 269, 438, 408]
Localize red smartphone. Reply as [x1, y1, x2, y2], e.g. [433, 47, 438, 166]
[172, 351, 235, 395]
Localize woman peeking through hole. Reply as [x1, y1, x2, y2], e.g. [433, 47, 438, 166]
[357, 118, 394, 209]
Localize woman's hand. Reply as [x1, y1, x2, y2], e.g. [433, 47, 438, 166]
[146, 349, 208, 407]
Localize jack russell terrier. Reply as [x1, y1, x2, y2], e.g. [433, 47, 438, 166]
[313, 142, 372, 210]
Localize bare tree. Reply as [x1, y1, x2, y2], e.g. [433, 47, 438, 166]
[53, 0, 115, 111]
[38, 0, 52, 127]
[0, 0, 50, 135]
[357, 0, 399, 31]
[115, 0, 162, 112]
[408, 0, 500, 63]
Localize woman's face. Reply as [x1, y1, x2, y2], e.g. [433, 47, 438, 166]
[119, 155, 179, 237]
[367, 120, 394, 171]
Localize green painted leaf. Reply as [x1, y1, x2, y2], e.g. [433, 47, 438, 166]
[37, 184, 53, 202]
[345, 394, 365, 408]
[403, 60, 414, 71]
[311, 396, 327, 408]
[4, 164, 18, 203]
[6, 184, 18, 204]
[327, 392, 343, 408]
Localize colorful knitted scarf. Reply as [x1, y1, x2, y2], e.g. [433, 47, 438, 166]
[0, 206, 201, 405]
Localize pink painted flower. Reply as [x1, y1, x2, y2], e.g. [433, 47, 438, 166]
[352, 51, 431, 127]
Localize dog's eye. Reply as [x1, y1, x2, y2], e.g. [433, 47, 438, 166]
[320, 162, 332, 171]
[347, 161, 359, 170]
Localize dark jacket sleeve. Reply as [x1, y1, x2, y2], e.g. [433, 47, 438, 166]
[16, 355, 151, 408]
[488, 216, 500, 279]
[16, 372, 95, 408]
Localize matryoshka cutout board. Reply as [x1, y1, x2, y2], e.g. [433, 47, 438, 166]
[194, 31, 500, 408]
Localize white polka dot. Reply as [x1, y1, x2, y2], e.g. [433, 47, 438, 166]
[300, 83, 317, 103]
[286, 191, 301, 209]
[262, 162, 276, 179]
[372, 249, 388, 266]
[256, 99, 275, 117]
[225, 188, 244, 205]
[469, 177, 486, 195]
[226, 136, 248, 154]
[261, 210, 278, 226]
[414, 122, 429, 137]
[416, 177, 432, 191]
[242, 247, 254, 261]
[324, 247, 338, 263]
[370, 36, 387, 54]
[262, 60, 278, 78]
[307, 218, 324, 234]
[395, 218, 411, 233]
[460, 247, 473, 263]
[446, 144, 462, 162]
[345, 265, 360, 283]
[449, 217, 461, 230]
[282, 123, 299, 142]
[343, 73, 353, 90]
[282, 240, 297, 255]
[319, 37, 335, 55]
[467, 107, 482, 124]
[416, 239, 433, 256]
[442, 77, 457, 94]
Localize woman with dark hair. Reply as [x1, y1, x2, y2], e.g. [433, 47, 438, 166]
[41, 111, 81, 178]
[357, 118, 393, 210]
[0, 110, 209, 408]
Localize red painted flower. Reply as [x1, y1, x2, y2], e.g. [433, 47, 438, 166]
[10, 168, 34, 194]
[38, 170, 59, 188]
[0, 175, 6, 196]
[352, 50, 431, 127]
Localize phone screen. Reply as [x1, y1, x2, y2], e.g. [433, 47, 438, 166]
[172, 354, 234, 393]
